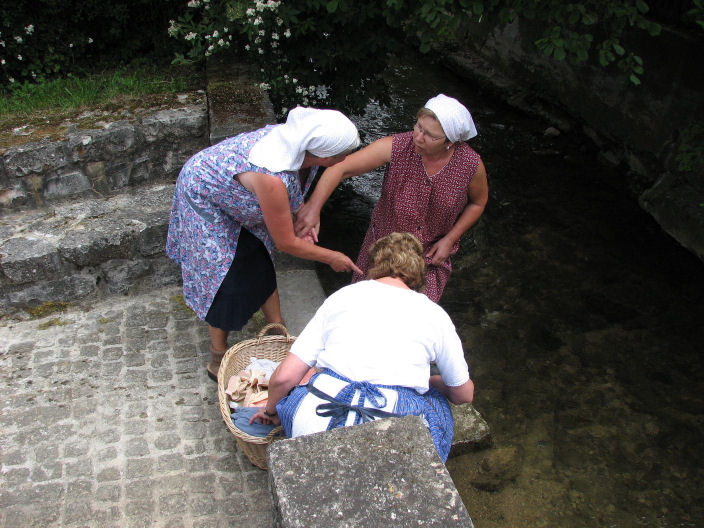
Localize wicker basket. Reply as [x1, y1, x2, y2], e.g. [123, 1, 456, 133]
[217, 323, 294, 469]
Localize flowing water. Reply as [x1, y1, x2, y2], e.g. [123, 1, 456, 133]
[313, 53, 704, 527]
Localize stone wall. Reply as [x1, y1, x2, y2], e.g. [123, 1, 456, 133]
[0, 94, 209, 210]
[444, 20, 704, 261]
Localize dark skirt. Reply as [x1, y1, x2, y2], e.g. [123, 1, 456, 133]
[205, 227, 276, 331]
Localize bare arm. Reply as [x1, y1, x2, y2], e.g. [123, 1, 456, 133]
[239, 171, 362, 274]
[294, 136, 393, 237]
[429, 375, 475, 405]
[250, 353, 311, 425]
[426, 160, 489, 265]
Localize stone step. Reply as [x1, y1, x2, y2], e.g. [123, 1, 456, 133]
[0, 55, 280, 318]
[0, 182, 318, 318]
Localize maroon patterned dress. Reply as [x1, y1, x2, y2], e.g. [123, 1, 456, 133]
[352, 131, 481, 302]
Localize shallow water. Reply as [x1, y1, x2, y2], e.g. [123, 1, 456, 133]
[313, 53, 704, 527]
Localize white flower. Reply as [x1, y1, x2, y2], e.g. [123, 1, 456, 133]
[187, 0, 201, 7]
[295, 86, 303, 94]
[276, 17, 283, 26]
[168, 20, 179, 36]
[207, 44, 214, 52]
[87, 37, 93, 43]
[284, 28, 291, 38]
[1, 59, 5, 65]
[259, 82, 270, 90]
[253, 17, 262, 26]
[14, 36, 23, 44]
[258, 30, 265, 36]
[9, 77, 14, 83]
[254, 37, 261, 44]
[185, 32, 197, 41]
[246, 8, 255, 16]
[245, 44, 251, 51]
[218, 39, 225, 46]
[0, 40, 4, 47]
[271, 32, 279, 40]
[258, 48, 264, 54]
[69, 42, 73, 48]
[212, 30, 219, 38]
[25, 24, 34, 35]
[31, 71, 36, 78]
[271, 41, 278, 48]
[17, 54, 22, 60]
[223, 27, 229, 33]
[292, 77, 298, 84]
[228, 35, 232, 40]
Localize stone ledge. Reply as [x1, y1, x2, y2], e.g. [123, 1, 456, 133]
[267, 415, 474, 528]
[0, 98, 209, 210]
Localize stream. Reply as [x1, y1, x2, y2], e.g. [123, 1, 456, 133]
[312, 53, 704, 527]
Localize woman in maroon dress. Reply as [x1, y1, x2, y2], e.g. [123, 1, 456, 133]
[295, 94, 488, 302]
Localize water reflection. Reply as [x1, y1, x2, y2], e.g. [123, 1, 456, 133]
[314, 52, 704, 527]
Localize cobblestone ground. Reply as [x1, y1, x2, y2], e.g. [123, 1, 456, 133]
[0, 285, 273, 528]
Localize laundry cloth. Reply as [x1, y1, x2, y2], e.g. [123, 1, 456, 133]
[230, 406, 277, 437]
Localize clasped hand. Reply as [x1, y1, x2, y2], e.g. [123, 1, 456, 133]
[294, 201, 320, 239]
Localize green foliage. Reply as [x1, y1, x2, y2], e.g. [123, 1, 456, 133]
[0, 0, 187, 88]
[688, 0, 704, 30]
[169, 0, 405, 116]
[169, 0, 686, 116]
[676, 123, 704, 173]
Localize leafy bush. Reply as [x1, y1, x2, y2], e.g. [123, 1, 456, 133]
[169, 0, 689, 117]
[169, 0, 406, 116]
[0, 0, 188, 89]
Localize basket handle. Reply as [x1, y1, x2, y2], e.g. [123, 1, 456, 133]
[257, 322, 292, 340]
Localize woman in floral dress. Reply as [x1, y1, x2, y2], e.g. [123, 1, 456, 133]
[294, 94, 488, 303]
[166, 107, 362, 380]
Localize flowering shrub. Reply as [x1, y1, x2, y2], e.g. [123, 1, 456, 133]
[169, 0, 682, 117]
[1, 0, 186, 91]
[169, 0, 405, 116]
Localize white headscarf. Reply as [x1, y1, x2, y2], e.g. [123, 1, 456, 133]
[423, 94, 477, 143]
[248, 107, 360, 172]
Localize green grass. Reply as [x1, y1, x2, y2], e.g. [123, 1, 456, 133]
[0, 64, 199, 118]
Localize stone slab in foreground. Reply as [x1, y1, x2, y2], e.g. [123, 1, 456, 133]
[267, 415, 474, 528]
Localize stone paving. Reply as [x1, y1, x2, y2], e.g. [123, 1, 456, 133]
[0, 284, 274, 528]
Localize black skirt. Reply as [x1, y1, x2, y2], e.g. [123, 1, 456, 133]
[205, 227, 276, 331]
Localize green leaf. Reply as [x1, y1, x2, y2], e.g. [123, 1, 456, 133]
[629, 74, 641, 85]
[613, 43, 625, 55]
[635, 0, 649, 14]
[326, 0, 339, 13]
[554, 48, 566, 61]
[582, 13, 597, 25]
[633, 65, 644, 75]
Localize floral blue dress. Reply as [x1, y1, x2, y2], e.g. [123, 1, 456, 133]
[166, 125, 317, 319]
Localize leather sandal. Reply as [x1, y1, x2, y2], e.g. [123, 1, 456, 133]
[207, 347, 226, 382]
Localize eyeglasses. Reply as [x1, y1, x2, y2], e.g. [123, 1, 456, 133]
[413, 122, 446, 142]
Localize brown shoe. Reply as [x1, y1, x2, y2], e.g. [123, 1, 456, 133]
[207, 347, 225, 382]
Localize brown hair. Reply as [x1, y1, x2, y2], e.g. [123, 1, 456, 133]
[367, 232, 426, 292]
[416, 107, 439, 121]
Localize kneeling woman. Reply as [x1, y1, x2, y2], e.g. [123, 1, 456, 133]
[250, 232, 474, 461]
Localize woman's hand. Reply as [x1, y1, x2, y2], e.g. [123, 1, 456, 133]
[425, 237, 454, 266]
[298, 229, 318, 244]
[328, 251, 363, 275]
[249, 408, 281, 426]
[294, 201, 321, 238]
